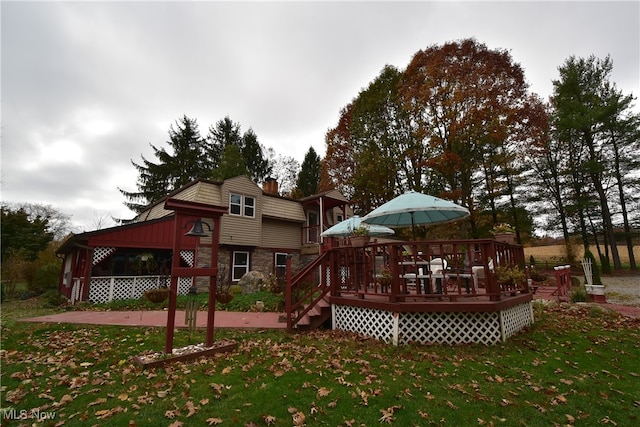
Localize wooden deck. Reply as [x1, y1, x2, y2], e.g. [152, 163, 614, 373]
[286, 238, 534, 344]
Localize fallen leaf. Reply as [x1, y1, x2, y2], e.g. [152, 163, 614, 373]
[317, 387, 332, 398]
[262, 415, 276, 425]
[88, 397, 107, 407]
[292, 411, 306, 426]
[206, 417, 223, 425]
[185, 400, 197, 417]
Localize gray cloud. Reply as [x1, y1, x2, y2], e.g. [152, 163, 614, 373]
[2, 1, 638, 230]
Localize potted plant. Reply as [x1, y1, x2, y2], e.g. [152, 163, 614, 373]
[495, 265, 526, 293]
[491, 223, 516, 244]
[349, 225, 370, 247]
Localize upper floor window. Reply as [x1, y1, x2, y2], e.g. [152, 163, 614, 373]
[229, 193, 255, 218]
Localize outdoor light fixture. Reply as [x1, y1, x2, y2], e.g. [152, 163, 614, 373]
[184, 219, 211, 237]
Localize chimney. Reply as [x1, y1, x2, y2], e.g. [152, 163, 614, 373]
[262, 177, 279, 195]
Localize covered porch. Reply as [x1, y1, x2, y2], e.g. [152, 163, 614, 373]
[286, 238, 534, 345]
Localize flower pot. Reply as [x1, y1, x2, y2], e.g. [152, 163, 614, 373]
[494, 232, 515, 244]
[144, 288, 170, 303]
[350, 236, 370, 247]
[216, 293, 234, 304]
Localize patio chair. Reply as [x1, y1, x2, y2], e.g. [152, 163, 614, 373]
[429, 258, 447, 293]
[472, 259, 494, 291]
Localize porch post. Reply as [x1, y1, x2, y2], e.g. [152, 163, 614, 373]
[285, 254, 293, 333]
[165, 211, 184, 354]
[81, 248, 92, 302]
[206, 215, 221, 347]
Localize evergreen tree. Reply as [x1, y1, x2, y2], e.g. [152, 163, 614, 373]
[206, 116, 272, 183]
[211, 144, 249, 181]
[551, 55, 635, 269]
[120, 115, 207, 213]
[293, 147, 321, 198]
[1, 205, 54, 263]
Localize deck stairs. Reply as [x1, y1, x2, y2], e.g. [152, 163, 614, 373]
[294, 294, 331, 331]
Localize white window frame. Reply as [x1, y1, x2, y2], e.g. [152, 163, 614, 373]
[275, 252, 288, 274]
[229, 193, 242, 216]
[229, 193, 255, 218]
[232, 251, 250, 282]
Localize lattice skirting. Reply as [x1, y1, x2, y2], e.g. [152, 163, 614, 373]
[332, 302, 534, 346]
[88, 276, 193, 303]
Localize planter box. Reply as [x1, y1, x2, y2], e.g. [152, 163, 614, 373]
[135, 340, 237, 369]
[585, 284, 606, 303]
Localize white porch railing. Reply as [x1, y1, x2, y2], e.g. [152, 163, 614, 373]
[87, 275, 193, 303]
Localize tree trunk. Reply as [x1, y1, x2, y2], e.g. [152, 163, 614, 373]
[584, 130, 622, 269]
[610, 129, 637, 270]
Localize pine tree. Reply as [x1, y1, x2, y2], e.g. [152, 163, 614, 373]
[293, 147, 321, 198]
[119, 115, 207, 213]
[206, 116, 272, 183]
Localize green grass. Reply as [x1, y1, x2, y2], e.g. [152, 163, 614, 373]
[1, 300, 639, 426]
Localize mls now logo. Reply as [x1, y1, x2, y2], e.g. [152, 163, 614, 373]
[1, 407, 57, 421]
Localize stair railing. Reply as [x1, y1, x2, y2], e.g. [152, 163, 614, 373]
[286, 251, 332, 332]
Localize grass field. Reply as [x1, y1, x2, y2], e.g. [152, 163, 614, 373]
[525, 244, 640, 266]
[2, 296, 640, 426]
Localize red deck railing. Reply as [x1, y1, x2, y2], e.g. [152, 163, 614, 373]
[286, 238, 531, 330]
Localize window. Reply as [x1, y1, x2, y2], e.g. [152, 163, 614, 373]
[232, 251, 250, 281]
[230, 194, 242, 215]
[336, 213, 344, 223]
[275, 252, 288, 279]
[229, 193, 255, 218]
[244, 196, 255, 217]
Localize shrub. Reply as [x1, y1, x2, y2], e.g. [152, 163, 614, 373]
[31, 262, 61, 293]
[42, 289, 66, 307]
[570, 285, 587, 303]
[583, 249, 602, 285]
[599, 254, 612, 275]
[229, 285, 243, 295]
[529, 270, 547, 283]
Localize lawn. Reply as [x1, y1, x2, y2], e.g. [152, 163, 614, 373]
[1, 297, 639, 426]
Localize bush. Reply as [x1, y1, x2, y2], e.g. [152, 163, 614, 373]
[529, 270, 547, 283]
[229, 285, 243, 295]
[570, 285, 588, 303]
[42, 289, 66, 307]
[599, 254, 612, 275]
[31, 262, 61, 293]
[583, 249, 602, 285]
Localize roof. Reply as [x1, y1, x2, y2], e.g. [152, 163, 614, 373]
[57, 216, 176, 254]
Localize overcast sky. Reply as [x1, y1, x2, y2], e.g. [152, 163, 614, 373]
[2, 0, 638, 232]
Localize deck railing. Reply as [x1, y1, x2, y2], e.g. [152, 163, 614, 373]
[286, 238, 530, 328]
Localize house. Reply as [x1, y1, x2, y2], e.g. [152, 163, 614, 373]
[57, 175, 352, 303]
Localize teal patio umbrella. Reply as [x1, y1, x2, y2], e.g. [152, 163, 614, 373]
[361, 191, 469, 240]
[320, 216, 395, 237]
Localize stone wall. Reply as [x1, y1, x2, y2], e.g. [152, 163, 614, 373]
[193, 246, 305, 291]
